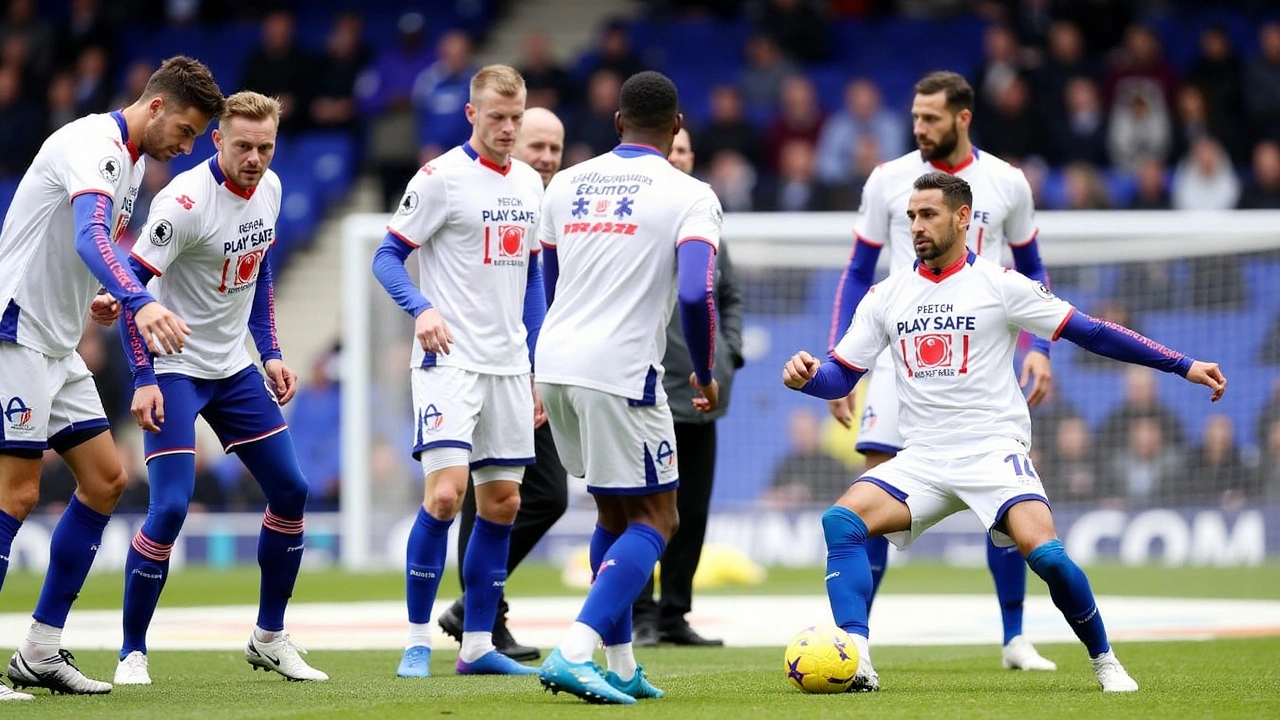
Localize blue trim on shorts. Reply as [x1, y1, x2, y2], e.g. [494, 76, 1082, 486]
[48, 418, 111, 453]
[588, 478, 680, 496]
[412, 438, 472, 460]
[420, 353, 437, 368]
[0, 300, 19, 341]
[627, 366, 658, 407]
[855, 441, 901, 456]
[854, 476, 909, 502]
[0, 439, 47, 452]
[991, 493, 1050, 533]
[471, 456, 535, 469]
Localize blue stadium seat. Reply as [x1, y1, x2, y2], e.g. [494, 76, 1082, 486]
[290, 133, 358, 206]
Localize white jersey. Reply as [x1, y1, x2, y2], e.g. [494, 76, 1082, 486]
[131, 157, 282, 379]
[535, 144, 723, 403]
[0, 111, 145, 358]
[833, 253, 1074, 455]
[855, 149, 1037, 273]
[386, 144, 544, 375]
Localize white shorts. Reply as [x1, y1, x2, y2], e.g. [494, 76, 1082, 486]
[856, 351, 902, 454]
[411, 366, 534, 472]
[857, 445, 1049, 549]
[0, 342, 108, 453]
[538, 382, 679, 495]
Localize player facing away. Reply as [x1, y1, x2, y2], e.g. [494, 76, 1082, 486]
[0, 56, 221, 701]
[439, 106, 570, 662]
[827, 71, 1056, 671]
[535, 71, 723, 705]
[111, 91, 327, 685]
[785, 172, 1226, 693]
[371, 65, 546, 680]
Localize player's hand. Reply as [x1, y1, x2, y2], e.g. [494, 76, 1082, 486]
[132, 384, 165, 433]
[1186, 360, 1226, 402]
[689, 373, 719, 413]
[532, 379, 547, 428]
[134, 301, 191, 355]
[783, 351, 821, 389]
[415, 308, 453, 355]
[264, 358, 298, 405]
[828, 391, 856, 428]
[89, 293, 120, 326]
[1020, 350, 1053, 408]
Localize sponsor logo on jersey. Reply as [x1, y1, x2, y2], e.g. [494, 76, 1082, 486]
[4, 397, 33, 430]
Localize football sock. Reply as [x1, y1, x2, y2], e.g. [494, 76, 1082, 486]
[589, 525, 632, 647]
[461, 516, 512, 661]
[822, 505, 873, 639]
[1026, 539, 1110, 657]
[987, 536, 1027, 645]
[0, 510, 21, 594]
[605, 642, 637, 681]
[572, 524, 664, 652]
[32, 495, 109, 632]
[864, 534, 889, 609]
[257, 509, 305, 632]
[121, 531, 172, 657]
[406, 507, 451, 642]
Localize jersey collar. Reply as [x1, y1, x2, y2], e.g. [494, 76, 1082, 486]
[924, 147, 978, 174]
[207, 156, 255, 200]
[109, 110, 140, 163]
[612, 143, 665, 159]
[914, 250, 976, 283]
[462, 142, 511, 176]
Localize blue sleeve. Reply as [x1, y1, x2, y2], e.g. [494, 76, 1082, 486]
[795, 359, 867, 400]
[1058, 311, 1194, 377]
[73, 192, 154, 314]
[1011, 237, 1052, 357]
[118, 256, 157, 387]
[371, 232, 432, 317]
[829, 238, 881, 351]
[677, 240, 717, 386]
[249, 251, 283, 363]
[523, 257, 546, 369]
[542, 244, 559, 307]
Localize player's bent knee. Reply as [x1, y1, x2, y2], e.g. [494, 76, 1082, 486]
[149, 500, 190, 540]
[474, 469, 523, 523]
[0, 468, 41, 520]
[822, 505, 868, 546]
[267, 473, 309, 518]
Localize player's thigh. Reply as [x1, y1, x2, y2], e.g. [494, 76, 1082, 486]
[950, 449, 1052, 554]
[58, 429, 128, 513]
[411, 366, 481, 461]
[471, 372, 535, 467]
[845, 450, 965, 548]
[856, 366, 904, 455]
[202, 366, 288, 454]
[47, 351, 112, 456]
[575, 389, 679, 496]
[139, 373, 204, 462]
[537, 382, 585, 479]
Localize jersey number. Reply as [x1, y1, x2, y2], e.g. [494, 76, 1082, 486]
[1003, 454, 1038, 480]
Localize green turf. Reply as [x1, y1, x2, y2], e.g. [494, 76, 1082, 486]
[3, 562, 1279, 609]
[3, 638, 1277, 719]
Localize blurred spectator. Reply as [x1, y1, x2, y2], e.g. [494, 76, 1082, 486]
[1117, 259, 1179, 312]
[288, 345, 342, 510]
[1, 32, 42, 107]
[826, 135, 881, 211]
[240, 9, 314, 134]
[1033, 20, 1102, 123]
[578, 19, 644, 82]
[411, 29, 477, 162]
[1107, 78, 1171, 172]
[971, 24, 1026, 119]
[1056, 0, 1133, 56]
[0, 65, 42, 176]
[356, 11, 436, 210]
[695, 84, 764, 171]
[706, 149, 757, 212]
[1104, 415, 1183, 507]
[109, 59, 157, 113]
[1257, 385, 1280, 500]
[309, 11, 369, 138]
[1098, 366, 1188, 456]
[1186, 24, 1246, 164]
[814, 78, 903, 185]
[1127, 155, 1171, 210]
[974, 74, 1036, 164]
[1236, 140, 1280, 209]
[754, 0, 830, 64]
[1180, 415, 1259, 509]
[1, 0, 54, 86]
[518, 31, 576, 113]
[1060, 162, 1111, 210]
[1172, 136, 1240, 211]
[568, 69, 623, 158]
[55, 0, 114, 68]
[764, 74, 825, 172]
[738, 34, 798, 111]
[1261, 314, 1280, 364]
[1041, 415, 1113, 506]
[1103, 24, 1179, 113]
[762, 409, 850, 508]
[1046, 76, 1108, 168]
[1244, 22, 1280, 142]
[73, 45, 112, 115]
[755, 138, 830, 211]
[45, 71, 78, 134]
[1170, 84, 1240, 167]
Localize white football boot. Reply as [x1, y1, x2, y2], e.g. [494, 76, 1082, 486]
[8, 649, 112, 694]
[1091, 650, 1139, 692]
[245, 632, 329, 681]
[1002, 635, 1058, 671]
[114, 651, 152, 685]
[0, 677, 33, 701]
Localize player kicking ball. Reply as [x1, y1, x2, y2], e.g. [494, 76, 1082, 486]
[784, 171, 1225, 693]
[112, 91, 326, 684]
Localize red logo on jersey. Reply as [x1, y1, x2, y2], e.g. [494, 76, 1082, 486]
[594, 199, 610, 216]
[914, 334, 952, 368]
[176, 195, 195, 210]
[236, 251, 261, 285]
[498, 225, 525, 258]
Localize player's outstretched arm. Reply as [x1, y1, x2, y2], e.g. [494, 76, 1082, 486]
[783, 351, 867, 399]
[1058, 311, 1227, 401]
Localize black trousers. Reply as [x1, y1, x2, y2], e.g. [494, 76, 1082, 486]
[456, 422, 568, 593]
[633, 421, 717, 628]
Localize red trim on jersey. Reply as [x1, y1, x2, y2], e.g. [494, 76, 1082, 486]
[214, 157, 255, 200]
[68, 189, 108, 203]
[539, 240, 556, 250]
[830, 351, 865, 372]
[465, 142, 512, 176]
[130, 252, 163, 278]
[677, 236, 717, 249]
[386, 226, 420, 248]
[899, 339, 913, 377]
[916, 252, 969, 283]
[110, 110, 141, 162]
[959, 334, 970, 374]
[1051, 307, 1077, 341]
[1009, 229, 1039, 249]
[854, 230, 884, 247]
[928, 150, 977, 174]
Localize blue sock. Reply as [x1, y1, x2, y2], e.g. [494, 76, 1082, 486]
[576, 524, 664, 636]
[462, 516, 512, 633]
[865, 534, 889, 607]
[988, 536, 1027, 645]
[121, 532, 172, 657]
[34, 495, 110, 628]
[588, 525, 630, 646]
[0, 510, 20, 595]
[406, 506, 452, 626]
[822, 506, 873, 638]
[257, 510, 305, 632]
[1026, 539, 1110, 657]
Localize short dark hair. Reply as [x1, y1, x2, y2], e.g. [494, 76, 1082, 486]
[141, 56, 225, 120]
[913, 171, 972, 210]
[619, 70, 679, 131]
[914, 71, 974, 114]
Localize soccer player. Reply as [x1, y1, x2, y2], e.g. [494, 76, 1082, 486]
[111, 91, 327, 685]
[535, 71, 722, 705]
[439, 106, 568, 661]
[785, 171, 1226, 693]
[371, 65, 545, 680]
[0, 56, 222, 700]
[827, 71, 1056, 670]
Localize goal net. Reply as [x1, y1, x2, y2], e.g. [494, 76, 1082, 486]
[341, 210, 1280, 569]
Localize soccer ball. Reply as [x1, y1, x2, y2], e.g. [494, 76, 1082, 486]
[783, 625, 859, 694]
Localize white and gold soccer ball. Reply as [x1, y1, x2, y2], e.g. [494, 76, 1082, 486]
[783, 625, 860, 694]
